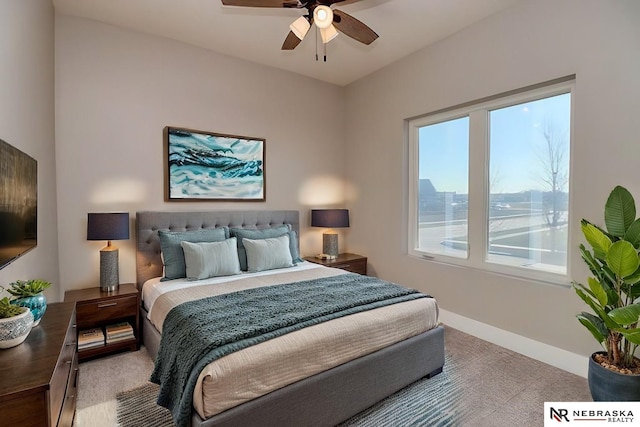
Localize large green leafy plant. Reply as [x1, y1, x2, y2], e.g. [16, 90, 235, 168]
[573, 185, 640, 370]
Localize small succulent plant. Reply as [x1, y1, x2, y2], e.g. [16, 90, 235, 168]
[6, 279, 51, 297]
[0, 286, 27, 319]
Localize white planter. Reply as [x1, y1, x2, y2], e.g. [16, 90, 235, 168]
[0, 308, 34, 349]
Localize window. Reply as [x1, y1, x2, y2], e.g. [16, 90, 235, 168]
[408, 78, 573, 283]
[416, 116, 469, 259]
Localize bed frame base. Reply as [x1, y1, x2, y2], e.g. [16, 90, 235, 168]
[141, 309, 444, 427]
[194, 326, 445, 427]
[426, 366, 444, 378]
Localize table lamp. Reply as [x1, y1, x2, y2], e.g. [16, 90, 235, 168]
[87, 212, 130, 292]
[311, 209, 349, 260]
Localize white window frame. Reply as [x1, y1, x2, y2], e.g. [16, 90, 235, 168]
[407, 77, 575, 285]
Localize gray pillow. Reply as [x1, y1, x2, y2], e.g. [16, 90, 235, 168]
[231, 225, 301, 271]
[243, 235, 294, 273]
[158, 227, 229, 280]
[180, 238, 241, 280]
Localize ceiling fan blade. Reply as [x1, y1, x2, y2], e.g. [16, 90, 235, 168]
[322, 0, 364, 5]
[332, 9, 378, 45]
[221, 0, 298, 8]
[282, 31, 303, 50]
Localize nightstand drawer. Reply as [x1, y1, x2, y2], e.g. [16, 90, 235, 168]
[334, 259, 367, 275]
[76, 295, 137, 326]
[303, 253, 368, 275]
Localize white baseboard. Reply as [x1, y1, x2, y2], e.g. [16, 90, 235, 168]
[439, 309, 589, 378]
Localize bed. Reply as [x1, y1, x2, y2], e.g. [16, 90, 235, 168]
[135, 210, 445, 427]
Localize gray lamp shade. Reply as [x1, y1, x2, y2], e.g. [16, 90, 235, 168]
[311, 209, 350, 228]
[87, 212, 130, 241]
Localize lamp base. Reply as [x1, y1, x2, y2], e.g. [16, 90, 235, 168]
[322, 233, 339, 259]
[100, 247, 119, 292]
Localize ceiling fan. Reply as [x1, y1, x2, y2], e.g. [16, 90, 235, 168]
[220, 0, 379, 51]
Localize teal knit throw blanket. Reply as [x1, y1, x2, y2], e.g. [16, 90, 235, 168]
[150, 273, 430, 427]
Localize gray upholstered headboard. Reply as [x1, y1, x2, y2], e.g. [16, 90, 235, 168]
[135, 210, 300, 288]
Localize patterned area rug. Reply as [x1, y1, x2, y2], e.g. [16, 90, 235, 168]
[116, 383, 174, 427]
[338, 354, 470, 426]
[116, 355, 467, 427]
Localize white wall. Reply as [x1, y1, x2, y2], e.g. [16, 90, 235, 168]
[55, 15, 347, 291]
[344, 0, 640, 357]
[0, 1, 59, 300]
[51, 0, 640, 361]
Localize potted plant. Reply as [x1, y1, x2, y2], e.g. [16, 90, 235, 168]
[573, 185, 640, 401]
[7, 279, 51, 327]
[0, 287, 34, 349]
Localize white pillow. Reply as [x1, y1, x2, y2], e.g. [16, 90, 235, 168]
[243, 235, 294, 273]
[180, 238, 241, 280]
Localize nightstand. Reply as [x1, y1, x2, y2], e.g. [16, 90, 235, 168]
[303, 253, 367, 275]
[64, 283, 139, 361]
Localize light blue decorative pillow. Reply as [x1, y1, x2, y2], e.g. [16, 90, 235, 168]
[231, 225, 302, 271]
[180, 238, 241, 280]
[158, 227, 229, 280]
[243, 235, 294, 273]
[286, 230, 303, 264]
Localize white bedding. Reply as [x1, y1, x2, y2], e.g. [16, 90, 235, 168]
[142, 262, 440, 419]
[142, 261, 324, 319]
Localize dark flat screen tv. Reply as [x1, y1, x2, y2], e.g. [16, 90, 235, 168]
[0, 138, 37, 270]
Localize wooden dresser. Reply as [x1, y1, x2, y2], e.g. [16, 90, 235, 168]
[0, 302, 78, 427]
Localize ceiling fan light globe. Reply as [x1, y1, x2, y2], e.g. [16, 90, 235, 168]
[314, 5, 333, 29]
[320, 25, 339, 43]
[290, 16, 310, 40]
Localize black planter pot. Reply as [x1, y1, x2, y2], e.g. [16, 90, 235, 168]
[588, 352, 640, 401]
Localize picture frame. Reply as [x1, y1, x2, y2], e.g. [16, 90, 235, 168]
[164, 126, 265, 201]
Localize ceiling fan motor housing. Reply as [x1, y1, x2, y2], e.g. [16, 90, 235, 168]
[221, 0, 378, 50]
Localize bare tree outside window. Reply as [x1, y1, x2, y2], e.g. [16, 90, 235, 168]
[537, 122, 569, 228]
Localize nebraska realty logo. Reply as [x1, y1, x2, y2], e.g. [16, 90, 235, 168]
[545, 403, 640, 426]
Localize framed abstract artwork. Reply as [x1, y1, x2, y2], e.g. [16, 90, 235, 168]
[164, 126, 265, 201]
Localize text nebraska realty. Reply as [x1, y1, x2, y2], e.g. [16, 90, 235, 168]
[553, 408, 634, 423]
[577, 410, 633, 422]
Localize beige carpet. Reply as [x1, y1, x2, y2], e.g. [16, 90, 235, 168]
[74, 347, 154, 427]
[75, 326, 591, 426]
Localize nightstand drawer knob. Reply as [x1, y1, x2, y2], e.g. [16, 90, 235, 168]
[98, 302, 117, 308]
